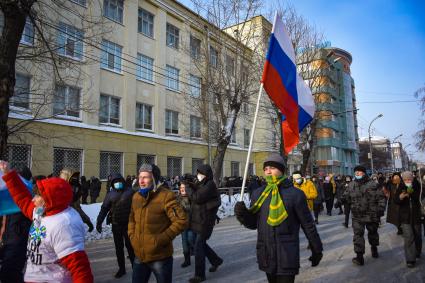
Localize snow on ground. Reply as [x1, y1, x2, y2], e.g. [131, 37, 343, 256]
[81, 193, 250, 241]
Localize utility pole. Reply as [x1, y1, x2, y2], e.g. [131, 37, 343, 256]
[368, 114, 383, 174]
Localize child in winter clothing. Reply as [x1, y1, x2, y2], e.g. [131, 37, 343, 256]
[0, 161, 93, 283]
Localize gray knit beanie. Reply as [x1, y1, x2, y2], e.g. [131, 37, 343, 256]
[401, 171, 413, 180]
[263, 153, 286, 173]
[138, 164, 161, 185]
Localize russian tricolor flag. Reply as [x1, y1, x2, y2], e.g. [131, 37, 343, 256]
[261, 13, 315, 154]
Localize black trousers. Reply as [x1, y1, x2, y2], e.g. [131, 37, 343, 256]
[313, 203, 322, 221]
[325, 196, 334, 214]
[112, 224, 135, 270]
[266, 273, 295, 283]
[344, 204, 351, 226]
[352, 219, 379, 254]
[0, 242, 27, 283]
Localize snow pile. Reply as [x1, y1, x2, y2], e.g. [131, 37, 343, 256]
[81, 193, 250, 241]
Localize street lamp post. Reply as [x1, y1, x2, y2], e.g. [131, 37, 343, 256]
[368, 114, 383, 174]
[391, 134, 403, 171]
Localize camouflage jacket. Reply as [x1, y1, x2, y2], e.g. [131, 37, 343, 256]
[342, 177, 386, 222]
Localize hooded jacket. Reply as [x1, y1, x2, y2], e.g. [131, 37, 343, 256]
[2, 171, 93, 283]
[293, 179, 317, 211]
[186, 164, 221, 239]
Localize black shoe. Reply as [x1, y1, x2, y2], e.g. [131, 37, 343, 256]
[342, 223, 348, 228]
[397, 227, 403, 235]
[315, 219, 319, 225]
[181, 253, 191, 268]
[371, 246, 379, 258]
[338, 211, 344, 215]
[416, 252, 421, 259]
[407, 261, 415, 268]
[189, 276, 206, 283]
[352, 254, 364, 266]
[114, 269, 126, 278]
[209, 258, 223, 272]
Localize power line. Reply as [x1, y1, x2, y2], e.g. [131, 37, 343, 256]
[357, 100, 420, 104]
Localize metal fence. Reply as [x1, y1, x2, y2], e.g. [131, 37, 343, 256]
[6, 144, 31, 170]
[167, 157, 182, 177]
[53, 147, 82, 176]
[137, 154, 156, 171]
[100, 151, 122, 180]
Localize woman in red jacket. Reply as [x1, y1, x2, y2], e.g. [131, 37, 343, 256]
[0, 160, 93, 283]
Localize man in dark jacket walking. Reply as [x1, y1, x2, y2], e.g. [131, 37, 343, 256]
[234, 153, 323, 283]
[395, 171, 422, 267]
[89, 176, 101, 203]
[186, 164, 223, 283]
[96, 173, 135, 278]
[343, 165, 386, 265]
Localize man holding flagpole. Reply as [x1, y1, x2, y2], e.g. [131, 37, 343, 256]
[235, 12, 323, 283]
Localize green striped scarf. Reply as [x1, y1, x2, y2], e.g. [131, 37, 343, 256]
[249, 175, 288, 226]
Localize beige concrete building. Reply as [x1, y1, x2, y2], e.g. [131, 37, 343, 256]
[5, 0, 279, 183]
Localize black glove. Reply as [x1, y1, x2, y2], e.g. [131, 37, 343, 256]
[87, 222, 94, 233]
[96, 222, 102, 234]
[234, 201, 248, 217]
[309, 252, 323, 267]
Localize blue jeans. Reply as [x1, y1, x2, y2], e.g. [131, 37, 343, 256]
[132, 257, 173, 283]
[181, 229, 196, 254]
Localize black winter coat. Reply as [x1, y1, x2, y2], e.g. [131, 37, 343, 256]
[90, 179, 101, 198]
[97, 187, 135, 226]
[323, 182, 334, 200]
[245, 178, 323, 276]
[187, 165, 221, 239]
[394, 180, 422, 225]
[1, 212, 31, 246]
[386, 183, 402, 226]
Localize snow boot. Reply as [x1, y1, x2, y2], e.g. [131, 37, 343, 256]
[371, 246, 379, 258]
[181, 252, 191, 268]
[189, 276, 206, 283]
[352, 253, 364, 266]
[114, 268, 126, 278]
[209, 258, 223, 272]
[407, 261, 415, 268]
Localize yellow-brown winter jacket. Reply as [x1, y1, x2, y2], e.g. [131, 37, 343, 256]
[294, 179, 318, 211]
[128, 184, 188, 262]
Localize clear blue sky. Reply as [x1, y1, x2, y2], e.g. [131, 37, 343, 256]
[179, 0, 425, 162]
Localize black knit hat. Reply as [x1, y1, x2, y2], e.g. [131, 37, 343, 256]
[354, 165, 367, 174]
[263, 153, 286, 174]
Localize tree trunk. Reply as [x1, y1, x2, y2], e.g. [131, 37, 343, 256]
[212, 138, 229, 187]
[0, 5, 30, 159]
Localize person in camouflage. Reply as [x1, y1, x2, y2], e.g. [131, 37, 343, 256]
[342, 165, 386, 266]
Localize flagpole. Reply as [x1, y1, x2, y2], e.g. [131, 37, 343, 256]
[239, 83, 264, 201]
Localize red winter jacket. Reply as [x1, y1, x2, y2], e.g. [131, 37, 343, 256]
[2, 171, 94, 283]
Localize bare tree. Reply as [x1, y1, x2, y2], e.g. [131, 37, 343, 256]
[182, 0, 266, 185]
[0, 0, 107, 159]
[414, 84, 425, 150]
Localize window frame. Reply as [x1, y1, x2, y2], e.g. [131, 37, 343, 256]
[230, 126, 237, 144]
[189, 74, 201, 97]
[53, 84, 81, 119]
[231, 161, 240, 177]
[165, 109, 179, 135]
[57, 22, 84, 61]
[244, 128, 250, 148]
[99, 151, 123, 180]
[99, 94, 121, 125]
[52, 147, 83, 176]
[135, 102, 153, 131]
[101, 39, 123, 73]
[209, 46, 218, 68]
[166, 65, 180, 91]
[190, 115, 202, 138]
[137, 53, 154, 83]
[11, 73, 31, 110]
[166, 23, 179, 49]
[20, 18, 34, 46]
[138, 8, 154, 38]
[103, 0, 124, 24]
[190, 35, 201, 60]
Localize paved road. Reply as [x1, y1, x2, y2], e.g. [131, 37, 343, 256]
[87, 212, 425, 283]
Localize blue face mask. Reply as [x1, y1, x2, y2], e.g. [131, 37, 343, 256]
[35, 206, 45, 216]
[114, 182, 124, 190]
[354, 175, 363, 180]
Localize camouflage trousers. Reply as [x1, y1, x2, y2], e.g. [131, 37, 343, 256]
[352, 219, 379, 254]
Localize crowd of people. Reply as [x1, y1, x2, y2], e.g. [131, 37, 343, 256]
[0, 154, 424, 283]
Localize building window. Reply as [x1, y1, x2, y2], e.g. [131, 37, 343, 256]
[99, 151, 122, 180]
[190, 115, 201, 138]
[135, 103, 152, 130]
[210, 46, 218, 68]
[137, 54, 154, 82]
[70, 0, 87, 6]
[11, 74, 30, 109]
[167, 156, 182, 177]
[166, 23, 179, 49]
[137, 154, 156, 170]
[57, 23, 84, 60]
[190, 35, 201, 59]
[6, 144, 31, 170]
[99, 94, 120, 124]
[103, 0, 123, 23]
[192, 158, 204, 175]
[53, 85, 81, 118]
[20, 18, 34, 45]
[166, 65, 179, 91]
[231, 126, 236, 144]
[226, 55, 235, 76]
[241, 103, 249, 114]
[244, 128, 250, 148]
[53, 148, 83, 176]
[189, 74, 201, 97]
[231, 161, 240, 177]
[101, 39, 122, 72]
[165, 110, 178, 134]
[138, 8, 154, 37]
[248, 162, 254, 176]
